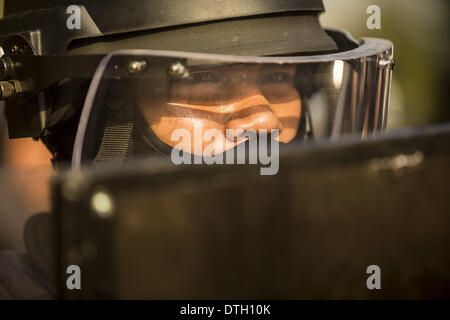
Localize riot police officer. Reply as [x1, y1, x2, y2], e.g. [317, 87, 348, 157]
[0, 0, 394, 298]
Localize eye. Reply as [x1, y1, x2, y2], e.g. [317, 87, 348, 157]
[184, 71, 219, 83]
[262, 72, 292, 84]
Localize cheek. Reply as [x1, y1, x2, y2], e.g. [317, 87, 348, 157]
[149, 105, 225, 150]
[272, 98, 302, 143]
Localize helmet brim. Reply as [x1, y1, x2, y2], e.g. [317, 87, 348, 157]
[68, 14, 338, 56]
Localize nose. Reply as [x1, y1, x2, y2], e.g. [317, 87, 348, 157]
[225, 94, 283, 133]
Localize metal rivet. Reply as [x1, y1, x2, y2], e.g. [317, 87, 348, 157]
[168, 61, 188, 78]
[127, 60, 147, 75]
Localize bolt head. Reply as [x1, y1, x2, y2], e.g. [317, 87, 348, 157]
[127, 60, 147, 75]
[168, 61, 187, 78]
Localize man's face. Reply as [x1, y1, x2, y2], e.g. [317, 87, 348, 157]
[137, 64, 301, 154]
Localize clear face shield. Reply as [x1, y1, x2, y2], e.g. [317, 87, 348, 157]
[72, 37, 394, 169]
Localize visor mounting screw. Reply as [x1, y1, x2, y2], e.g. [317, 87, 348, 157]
[168, 61, 187, 78]
[127, 60, 147, 75]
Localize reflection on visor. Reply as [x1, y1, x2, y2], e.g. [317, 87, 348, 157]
[73, 41, 393, 168]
